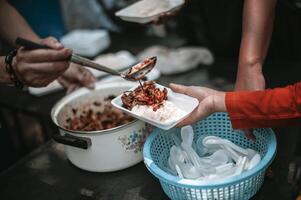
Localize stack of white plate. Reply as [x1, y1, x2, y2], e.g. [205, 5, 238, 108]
[60, 29, 110, 57]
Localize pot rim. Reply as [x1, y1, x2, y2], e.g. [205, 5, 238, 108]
[56, 119, 142, 136]
[51, 81, 142, 136]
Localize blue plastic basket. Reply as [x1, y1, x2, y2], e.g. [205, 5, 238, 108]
[143, 112, 277, 200]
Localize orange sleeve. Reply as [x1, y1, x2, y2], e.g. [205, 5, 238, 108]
[225, 81, 301, 129]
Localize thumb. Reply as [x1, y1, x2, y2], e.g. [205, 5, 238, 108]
[170, 83, 190, 95]
[41, 36, 64, 50]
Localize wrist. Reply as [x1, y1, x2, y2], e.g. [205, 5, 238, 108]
[235, 61, 265, 91]
[238, 60, 262, 72]
[11, 55, 23, 82]
[237, 62, 263, 80]
[0, 57, 13, 84]
[4, 50, 24, 89]
[212, 92, 226, 112]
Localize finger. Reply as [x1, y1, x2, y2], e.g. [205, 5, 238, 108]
[176, 111, 199, 127]
[59, 65, 96, 89]
[67, 84, 79, 94]
[170, 83, 201, 98]
[80, 68, 96, 89]
[57, 76, 79, 92]
[177, 97, 213, 127]
[58, 77, 78, 93]
[67, 67, 96, 89]
[28, 61, 70, 75]
[18, 48, 72, 63]
[243, 129, 256, 142]
[176, 106, 204, 127]
[152, 12, 169, 25]
[13, 59, 69, 85]
[150, 17, 162, 25]
[57, 76, 78, 94]
[24, 74, 58, 87]
[57, 76, 71, 89]
[156, 14, 167, 24]
[170, 83, 189, 95]
[41, 36, 64, 50]
[155, 11, 177, 24]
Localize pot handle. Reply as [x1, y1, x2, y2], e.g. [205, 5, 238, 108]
[53, 134, 92, 150]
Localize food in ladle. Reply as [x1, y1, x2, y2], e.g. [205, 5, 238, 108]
[123, 57, 156, 81]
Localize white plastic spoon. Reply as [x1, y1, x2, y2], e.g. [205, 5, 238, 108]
[169, 145, 201, 179]
[180, 163, 202, 179]
[175, 164, 184, 179]
[200, 149, 229, 166]
[247, 153, 261, 170]
[180, 126, 215, 174]
[215, 163, 234, 174]
[203, 136, 249, 155]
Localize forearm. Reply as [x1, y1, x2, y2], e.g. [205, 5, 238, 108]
[0, 0, 39, 46]
[239, 0, 277, 68]
[236, 0, 277, 90]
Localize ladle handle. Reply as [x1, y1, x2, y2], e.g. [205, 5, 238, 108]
[70, 54, 120, 76]
[15, 37, 120, 76]
[16, 37, 49, 49]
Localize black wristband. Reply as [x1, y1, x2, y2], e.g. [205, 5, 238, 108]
[5, 49, 24, 89]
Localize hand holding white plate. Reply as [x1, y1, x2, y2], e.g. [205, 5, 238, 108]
[111, 83, 199, 130]
[115, 0, 185, 24]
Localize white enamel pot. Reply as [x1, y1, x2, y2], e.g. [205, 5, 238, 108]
[51, 82, 150, 172]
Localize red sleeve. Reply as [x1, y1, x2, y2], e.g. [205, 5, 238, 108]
[225, 81, 301, 129]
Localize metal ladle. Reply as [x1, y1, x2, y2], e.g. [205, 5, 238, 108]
[16, 37, 156, 81]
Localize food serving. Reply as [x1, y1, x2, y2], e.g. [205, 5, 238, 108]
[121, 81, 168, 111]
[65, 96, 134, 131]
[121, 81, 185, 123]
[112, 81, 199, 130]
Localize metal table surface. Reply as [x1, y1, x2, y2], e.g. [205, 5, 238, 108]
[0, 141, 167, 200]
[0, 139, 291, 200]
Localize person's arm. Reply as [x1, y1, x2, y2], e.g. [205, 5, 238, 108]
[0, 37, 72, 87]
[235, 0, 277, 91]
[0, 0, 68, 87]
[0, 0, 39, 85]
[0, 0, 95, 89]
[0, 0, 39, 45]
[0, 38, 95, 89]
[170, 82, 301, 129]
[226, 82, 301, 128]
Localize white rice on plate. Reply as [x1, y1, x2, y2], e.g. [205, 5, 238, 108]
[131, 101, 185, 123]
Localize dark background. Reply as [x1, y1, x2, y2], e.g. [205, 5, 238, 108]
[1, 0, 301, 198]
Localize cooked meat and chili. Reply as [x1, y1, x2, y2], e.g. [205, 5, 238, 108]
[121, 81, 168, 111]
[65, 97, 134, 131]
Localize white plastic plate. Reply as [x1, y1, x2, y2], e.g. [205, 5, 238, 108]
[115, 0, 185, 24]
[111, 83, 199, 130]
[60, 30, 110, 57]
